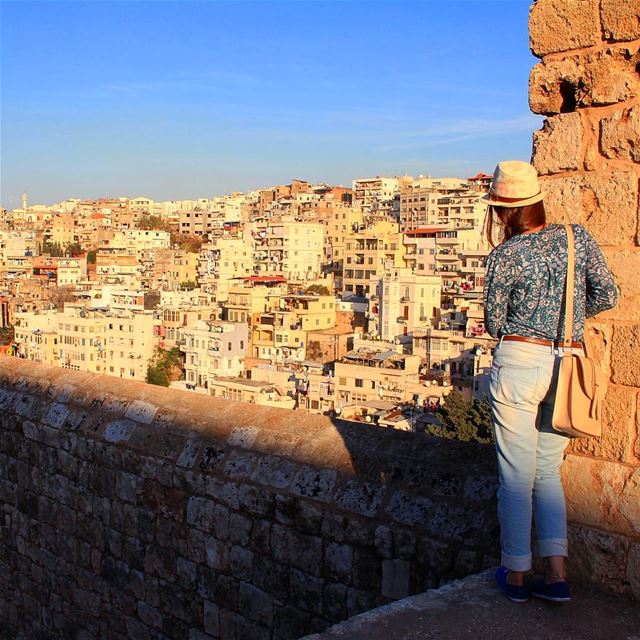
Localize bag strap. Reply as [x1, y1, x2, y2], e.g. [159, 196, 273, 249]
[562, 224, 575, 349]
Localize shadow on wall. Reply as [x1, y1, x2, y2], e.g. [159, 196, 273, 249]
[0, 357, 499, 640]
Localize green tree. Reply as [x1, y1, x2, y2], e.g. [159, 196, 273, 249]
[86, 250, 97, 264]
[425, 389, 494, 444]
[146, 346, 184, 386]
[0, 325, 15, 346]
[180, 280, 197, 291]
[65, 242, 84, 256]
[172, 233, 204, 253]
[137, 215, 172, 232]
[305, 284, 331, 296]
[146, 366, 169, 387]
[42, 240, 64, 257]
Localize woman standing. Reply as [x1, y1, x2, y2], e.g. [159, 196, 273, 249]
[482, 161, 617, 603]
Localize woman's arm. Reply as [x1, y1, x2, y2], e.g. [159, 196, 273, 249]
[581, 228, 618, 317]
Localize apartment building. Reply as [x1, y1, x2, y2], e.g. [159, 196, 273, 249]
[0, 231, 38, 281]
[32, 255, 87, 287]
[352, 177, 400, 212]
[251, 293, 337, 362]
[251, 220, 324, 282]
[208, 378, 295, 409]
[323, 204, 363, 288]
[333, 347, 421, 408]
[377, 268, 441, 340]
[181, 320, 249, 390]
[342, 221, 404, 297]
[13, 310, 59, 365]
[402, 227, 446, 274]
[43, 213, 76, 248]
[198, 233, 255, 300]
[143, 249, 199, 290]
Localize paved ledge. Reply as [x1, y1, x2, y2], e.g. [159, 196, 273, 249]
[301, 570, 640, 640]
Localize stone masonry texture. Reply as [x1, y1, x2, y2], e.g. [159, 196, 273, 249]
[0, 358, 500, 639]
[528, 0, 640, 601]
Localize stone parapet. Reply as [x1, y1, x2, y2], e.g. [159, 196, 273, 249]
[529, 0, 640, 598]
[0, 357, 499, 639]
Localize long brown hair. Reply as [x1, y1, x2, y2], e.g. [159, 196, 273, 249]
[484, 200, 546, 248]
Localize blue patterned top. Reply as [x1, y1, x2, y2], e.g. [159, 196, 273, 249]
[483, 224, 618, 341]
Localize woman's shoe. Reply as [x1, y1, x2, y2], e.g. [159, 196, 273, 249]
[529, 578, 571, 602]
[495, 567, 529, 603]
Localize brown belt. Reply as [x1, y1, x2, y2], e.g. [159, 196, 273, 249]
[502, 335, 583, 349]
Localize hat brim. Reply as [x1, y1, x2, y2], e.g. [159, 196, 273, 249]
[480, 191, 545, 208]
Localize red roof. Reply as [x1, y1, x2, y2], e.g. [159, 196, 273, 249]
[468, 173, 492, 181]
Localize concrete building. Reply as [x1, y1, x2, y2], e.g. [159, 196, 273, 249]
[181, 320, 249, 391]
[377, 268, 441, 340]
[333, 347, 421, 409]
[342, 221, 404, 297]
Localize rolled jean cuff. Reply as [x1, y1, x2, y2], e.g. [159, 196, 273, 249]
[501, 552, 532, 572]
[537, 538, 568, 558]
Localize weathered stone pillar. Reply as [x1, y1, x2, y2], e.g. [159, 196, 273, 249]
[529, 0, 640, 598]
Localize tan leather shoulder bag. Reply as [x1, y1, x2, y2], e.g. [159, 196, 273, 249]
[551, 224, 607, 438]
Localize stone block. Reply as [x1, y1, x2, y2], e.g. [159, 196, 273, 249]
[601, 0, 640, 41]
[294, 500, 322, 535]
[532, 112, 583, 174]
[137, 602, 162, 629]
[42, 403, 71, 430]
[204, 600, 220, 637]
[290, 568, 324, 617]
[223, 451, 258, 480]
[568, 524, 633, 595]
[252, 555, 290, 601]
[104, 419, 136, 444]
[273, 604, 310, 640]
[250, 455, 297, 489]
[238, 484, 273, 518]
[346, 587, 379, 618]
[563, 455, 640, 536]
[333, 480, 385, 517]
[530, 47, 640, 115]
[229, 512, 252, 545]
[186, 497, 216, 533]
[601, 106, 640, 163]
[384, 490, 433, 527]
[540, 172, 638, 246]
[229, 545, 253, 581]
[291, 467, 337, 502]
[381, 559, 411, 600]
[323, 543, 352, 583]
[238, 582, 274, 627]
[250, 519, 271, 554]
[351, 548, 381, 589]
[116, 471, 143, 504]
[610, 324, 640, 386]
[570, 384, 638, 463]
[271, 525, 322, 575]
[323, 582, 347, 622]
[177, 557, 197, 590]
[205, 536, 230, 571]
[374, 525, 393, 558]
[124, 400, 158, 424]
[529, 0, 600, 56]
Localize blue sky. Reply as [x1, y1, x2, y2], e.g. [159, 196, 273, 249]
[1, 0, 540, 208]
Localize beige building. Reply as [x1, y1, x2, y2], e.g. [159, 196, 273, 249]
[342, 221, 404, 297]
[334, 347, 421, 409]
[13, 310, 59, 365]
[207, 378, 295, 409]
[377, 268, 441, 340]
[251, 293, 337, 362]
[181, 320, 248, 391]
[251, 219, 324, 282]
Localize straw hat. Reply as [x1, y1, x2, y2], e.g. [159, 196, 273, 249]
[481, 160, 545, 208]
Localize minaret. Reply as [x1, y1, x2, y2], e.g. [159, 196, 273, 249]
[22, 192, 27, 211]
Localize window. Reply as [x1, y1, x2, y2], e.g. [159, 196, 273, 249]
[355, 379, 363, 388]
[339, 377, 347, 386]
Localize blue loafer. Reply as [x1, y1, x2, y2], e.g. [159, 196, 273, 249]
[530, 578, 571, 602]
[495, 567, 529, 603]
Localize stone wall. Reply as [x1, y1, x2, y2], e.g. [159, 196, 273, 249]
[529, 0, 640, 597]
[0, 357, 498, 640]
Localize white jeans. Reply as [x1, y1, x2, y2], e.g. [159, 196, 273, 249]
[489, 338, 582, 572]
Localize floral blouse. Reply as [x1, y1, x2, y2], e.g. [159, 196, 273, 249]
[483, 224, 618, 341]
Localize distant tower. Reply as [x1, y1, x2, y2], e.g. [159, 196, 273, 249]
[22, 192, 27, 210]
